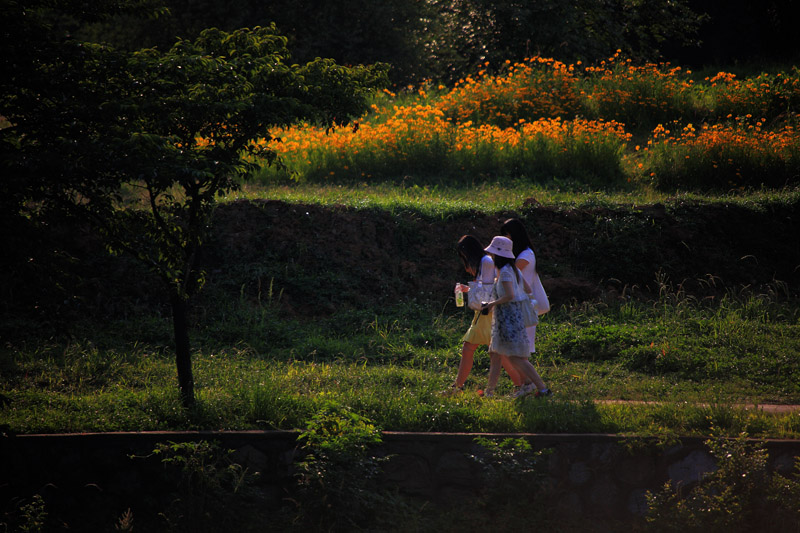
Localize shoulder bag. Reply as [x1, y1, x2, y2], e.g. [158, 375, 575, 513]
[531, 272, 550, 315]
[514, 267, 539, 327]
[466, 261, 494, 311]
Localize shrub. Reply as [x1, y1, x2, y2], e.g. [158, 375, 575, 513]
[287, 400, 402, 530]
[646, 432, 800, 532]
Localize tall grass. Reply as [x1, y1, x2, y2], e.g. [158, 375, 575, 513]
[3, 282, 799, 437]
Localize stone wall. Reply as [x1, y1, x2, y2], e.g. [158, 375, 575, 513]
[2, 431, 799, 525]
[378, 432, 800, 520]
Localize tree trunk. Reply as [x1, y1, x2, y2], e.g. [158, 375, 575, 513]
[170, 291, 195, 407]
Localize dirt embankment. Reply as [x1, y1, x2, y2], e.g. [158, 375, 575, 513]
[202, 198, 800, 317]
[3, 196, 798, 325]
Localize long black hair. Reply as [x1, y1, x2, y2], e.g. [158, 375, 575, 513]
[493, 254, 522, 284]
[500, 218, 533, 258]
[493, 255, 515, 270]
[457, 235, 486, 274]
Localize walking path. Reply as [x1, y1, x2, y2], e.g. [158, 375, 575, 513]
[595, 399, 800, 414]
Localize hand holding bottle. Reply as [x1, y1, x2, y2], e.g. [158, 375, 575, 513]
[454, 283, 465, 307]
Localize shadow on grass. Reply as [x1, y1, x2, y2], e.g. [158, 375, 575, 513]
[514, 398, 612, 434]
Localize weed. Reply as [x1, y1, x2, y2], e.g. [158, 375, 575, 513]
[438, 436, 552, 529]
[646, 431, 800, 532]
[288, 400, 403, 530]
[0, 494, 48, 533]
[17, 494, 47, 533]
[149, 440, 255, 532]
[114, 508, 134, 531]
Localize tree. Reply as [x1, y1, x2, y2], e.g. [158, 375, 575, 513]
[1, 1, 388, 406]
[66, 0, 708, 86]
[415, 0, 704, 82]
[75, 0, 432, 84]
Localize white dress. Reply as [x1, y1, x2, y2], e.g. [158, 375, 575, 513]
[516, 248, 549, 353]
[489, 265, 531, 358]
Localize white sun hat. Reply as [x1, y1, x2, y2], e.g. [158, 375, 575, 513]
[484, 236, 515, 259]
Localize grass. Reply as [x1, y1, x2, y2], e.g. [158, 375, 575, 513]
[223, 180, 800, 216]
[3, 285, 799, 438]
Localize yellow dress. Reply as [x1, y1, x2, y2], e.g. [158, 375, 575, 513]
[462, 309, 492, 345]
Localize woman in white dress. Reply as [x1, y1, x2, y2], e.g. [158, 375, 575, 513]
[501, 218, 551, 359]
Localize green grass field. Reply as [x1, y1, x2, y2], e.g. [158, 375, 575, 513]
[3, 248, 799, 438]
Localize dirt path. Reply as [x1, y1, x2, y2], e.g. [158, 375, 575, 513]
[595, 400, 800, 414]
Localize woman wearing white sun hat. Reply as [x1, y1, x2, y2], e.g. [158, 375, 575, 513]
[443, 235, 523, 396]
[501, 218, 550, 352]
[480, 235, 550, 398]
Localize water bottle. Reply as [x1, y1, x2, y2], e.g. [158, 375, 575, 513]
[454, 283, 464, 307]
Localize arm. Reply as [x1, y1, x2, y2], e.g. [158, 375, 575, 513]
[483, 280, 515, 311]
[480, 255, 496, 284]
[521, 276, 532, 294]
[515, 257, 533, 294]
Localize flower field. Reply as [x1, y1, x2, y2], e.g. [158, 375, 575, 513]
[251, 53, 800, 191]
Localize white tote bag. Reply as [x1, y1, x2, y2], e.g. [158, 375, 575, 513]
[511, 267, 538, 327]
[531, 272, 550, 315]
[467, 281, 493, 311]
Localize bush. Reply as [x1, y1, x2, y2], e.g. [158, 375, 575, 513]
[646, 432, 800, 532]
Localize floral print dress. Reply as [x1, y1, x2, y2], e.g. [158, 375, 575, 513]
[489, 264, 531, 358]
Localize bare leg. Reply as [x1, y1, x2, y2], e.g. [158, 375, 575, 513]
[454, 342, 478, 387]
[486, 351, 503, 393]
[500, 355, 523, 386]
[508, 357, 546, 390]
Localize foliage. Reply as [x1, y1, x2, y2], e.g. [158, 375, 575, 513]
[258, 100, 630, 186]
[135, 440, 263, 531]
[646, 432, 800, 532]
[60, 0, 707, 85]
[298, 399, 383, 455]
[409, 0, 704, 84]
[76, 0, 430, 84]
[580, 52, 703, 131]
[290, 400, 396, 530]
[1, 0, 388, 406]
[644, 118, 800, 190]
[0, 494, 48, 533]
[437, 57, 583, 127]
[471, 435, 549, 485]
[706, 68, 800, 121]
[457, 437, 552, 527]
[33, 0, 800, 87]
